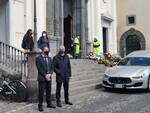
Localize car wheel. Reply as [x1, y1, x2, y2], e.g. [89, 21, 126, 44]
[147, 75, 150, 91]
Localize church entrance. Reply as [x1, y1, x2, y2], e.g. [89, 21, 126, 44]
[103, 27, 108, 53]
[120, 28, 145, 57]
[64, 15, 73, 54]
[63, 0, 73, 55]
[126, 35, 141, 55]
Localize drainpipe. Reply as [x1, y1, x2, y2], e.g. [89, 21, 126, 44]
[33, 0, 38, 52]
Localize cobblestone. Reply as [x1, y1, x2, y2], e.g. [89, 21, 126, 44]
[1, 89, 150, 113]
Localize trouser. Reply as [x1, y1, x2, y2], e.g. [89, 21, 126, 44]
[56, 81, 69, 103]
[38, 81, 51, 105]
[75, 45, 80, 54]
[74, 45, 80, 58]
[93, 47, 99, 56]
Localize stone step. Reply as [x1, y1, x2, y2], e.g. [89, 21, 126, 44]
[69, 82, 101, 96]
[71, 60, 99, 67]
[52, 70, 104, 80]
[69, 89, 102, 102]
[72, 69, 105, 77]
[72, 68, 105, 74]
[51, 77, 102, 92]
[51, 82, 102, 100]
[57, 88, 102, 103]
[51, 72, 104, 83]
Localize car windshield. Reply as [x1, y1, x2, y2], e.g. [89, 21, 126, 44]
[118, 57, 150, 66]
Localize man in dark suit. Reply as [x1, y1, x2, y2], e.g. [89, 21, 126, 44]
[36, 46, 56, 112]
[53, 45, 73, 107]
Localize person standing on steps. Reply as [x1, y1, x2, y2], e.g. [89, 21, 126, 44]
[36, 46, 56, 112]
[37, 31, 50, 50]
[90, 37, 100, 56]
[53, 45, 73, 107]
[73, 35, 80, 58]
[21, 29, 34, 52]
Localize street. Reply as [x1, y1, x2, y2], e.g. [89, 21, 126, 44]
[1, 88, 150, 113]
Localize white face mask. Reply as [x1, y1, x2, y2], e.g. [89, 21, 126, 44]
[43, 34, 46, 37]
[60, 53, 65, 56]
[60, 51, 65, 56]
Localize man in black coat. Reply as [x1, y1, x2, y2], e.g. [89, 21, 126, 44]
[36, 46, 55, 112]
[53, 45, 73, 107]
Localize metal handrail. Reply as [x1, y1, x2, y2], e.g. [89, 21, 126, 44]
[0, 41, 28, 80]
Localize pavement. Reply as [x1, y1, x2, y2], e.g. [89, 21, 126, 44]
[1, 88, 150, 113]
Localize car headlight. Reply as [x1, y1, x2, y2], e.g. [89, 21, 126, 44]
[132, 72, 146, 79]
[132, 75, 143, 79]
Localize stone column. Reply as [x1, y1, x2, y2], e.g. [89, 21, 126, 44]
[81, 0, 86, 57]
[93, 0, 102, 54]
[53, 0, 61, 49]
[9, 0, 15, 44]
[54, 0, 60, 37]
[46, 0, 54, 36]
[60, 0, 64, 44]
[26, 52, 41, 102]
[46, 0, 60, 55]
[74, 0, 81, 35]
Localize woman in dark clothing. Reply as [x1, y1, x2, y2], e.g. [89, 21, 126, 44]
[37, 31, 50, 50]
[22, 29, 34, 52]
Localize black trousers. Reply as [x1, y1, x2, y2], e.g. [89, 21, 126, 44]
[56, 80, 69, 103]
[38, 81, 51, 105]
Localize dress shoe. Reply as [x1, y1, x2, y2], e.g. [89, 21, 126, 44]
[47, 104, 56, 108]
[38, 104, 43, 112]
[65, 101, 73, 105]
[57, 102, 62, 107]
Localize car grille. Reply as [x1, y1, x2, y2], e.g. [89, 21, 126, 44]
[109, 77, 132, 84]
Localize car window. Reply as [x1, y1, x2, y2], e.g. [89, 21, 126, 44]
[118, 57, 150, 66]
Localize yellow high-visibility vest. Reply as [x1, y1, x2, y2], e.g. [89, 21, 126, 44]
[74, 37, 80, 45]
[92, 40, 100, 48]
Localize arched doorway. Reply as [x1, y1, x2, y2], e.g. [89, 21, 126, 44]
[63, 0, 73, 55]
[126, 35, 141, 55]
[64, 15, 73, 54]
[120, 28, 145, 57]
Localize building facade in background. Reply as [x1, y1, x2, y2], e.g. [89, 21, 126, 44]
[0, 0, 46, 51]
[0, 0, 117, 56]
[117, 0, 150, 57]
[87, 0, 117, 54]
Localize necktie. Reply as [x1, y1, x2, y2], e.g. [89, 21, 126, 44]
[44, 57, 50, 73]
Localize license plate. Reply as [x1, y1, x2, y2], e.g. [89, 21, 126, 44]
[114, 84, 124, 88]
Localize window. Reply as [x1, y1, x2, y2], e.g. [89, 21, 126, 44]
[127, 15, 136, 25]
[118, 57, 150, 66]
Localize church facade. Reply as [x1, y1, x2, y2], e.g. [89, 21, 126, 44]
[0, 0, 117, 56]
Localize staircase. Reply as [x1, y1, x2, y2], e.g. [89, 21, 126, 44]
[0, 41, 106, 101]
[51, 59, 106, 100]
[0, 41, 27, 81]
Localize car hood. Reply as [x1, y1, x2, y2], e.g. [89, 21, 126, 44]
[105, 66, 149, 77]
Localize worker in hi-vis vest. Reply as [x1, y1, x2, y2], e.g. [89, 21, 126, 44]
[73, 35, 80, 58]
[91, 37, 100, 56]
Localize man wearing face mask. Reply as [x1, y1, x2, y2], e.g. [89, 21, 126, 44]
[36, 46, 56, 112]
[53, 45, 73, 107]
